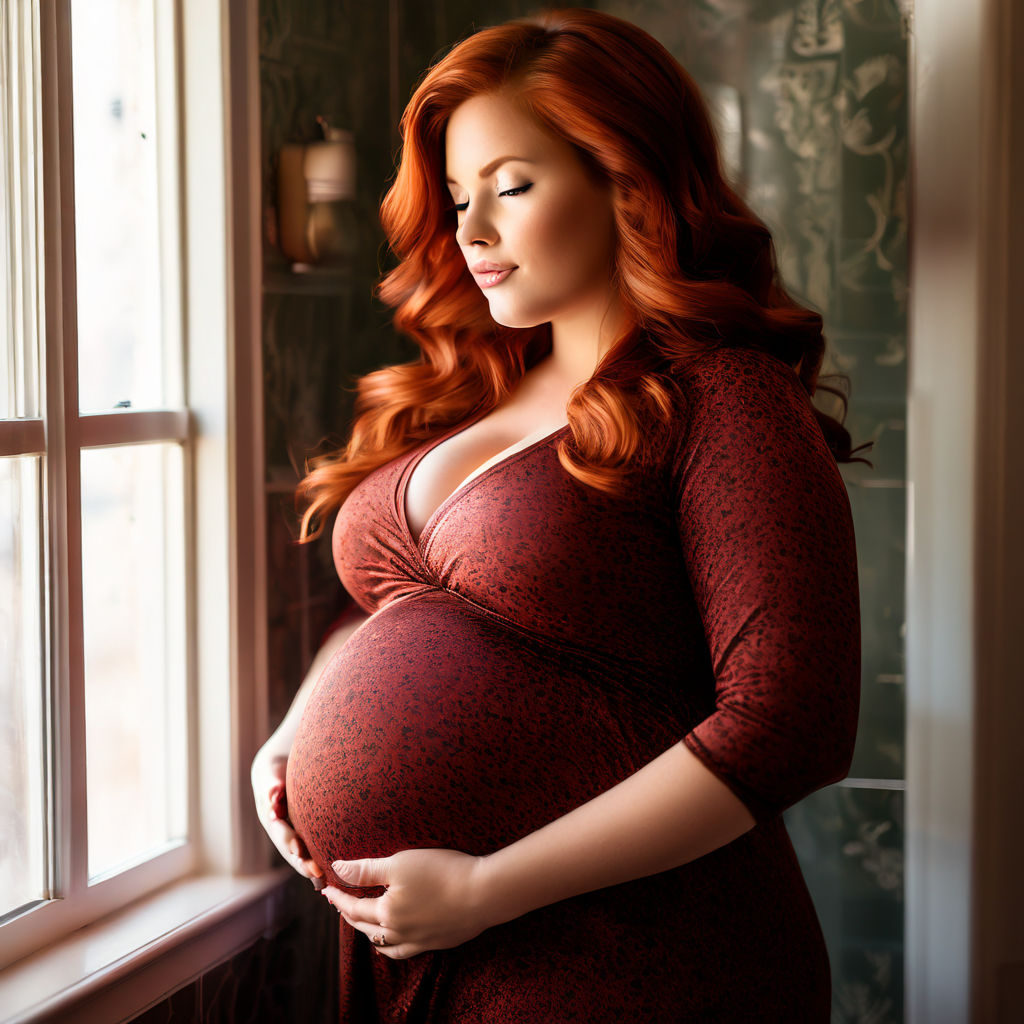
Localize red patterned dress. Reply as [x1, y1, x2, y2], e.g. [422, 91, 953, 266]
[286, 346, 861, 1022]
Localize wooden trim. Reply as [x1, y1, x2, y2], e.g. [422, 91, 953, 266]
[0, 419, 46, 457]
[223, 0, 269, 875]
[77, 410, 190, 448]
[41, 0, 86, 925]
[972, 0, 1024, 1020]
[1, 870, 290, 1024]
[180, 0, 248, 876]
[904, 0, 981, 1020]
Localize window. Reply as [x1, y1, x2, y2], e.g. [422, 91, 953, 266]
[0, 0, 195, 967]
[0, 0, 277, 1016]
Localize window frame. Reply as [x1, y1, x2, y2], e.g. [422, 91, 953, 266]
[0, 0, 196, 966]
[0, 0, 277, 1004]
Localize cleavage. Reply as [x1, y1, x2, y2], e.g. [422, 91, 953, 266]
[404, 418, 564, 545]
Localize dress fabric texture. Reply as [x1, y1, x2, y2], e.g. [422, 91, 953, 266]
[285, 347, 861, 1023]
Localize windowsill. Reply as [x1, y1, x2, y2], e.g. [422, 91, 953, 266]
[1, 868, 292, 1024]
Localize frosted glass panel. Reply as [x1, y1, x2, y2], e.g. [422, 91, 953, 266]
[0, 456, 46, 916]
[71, 0, 165, 412]
[81, 443, 187, 879]
[0, 0, 43, 421]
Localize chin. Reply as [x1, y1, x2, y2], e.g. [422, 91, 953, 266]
[485, 300, 549, 331]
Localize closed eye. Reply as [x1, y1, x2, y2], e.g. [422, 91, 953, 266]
[449, 183, 532, 215]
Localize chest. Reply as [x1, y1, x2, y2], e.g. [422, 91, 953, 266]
[404, 410, 569, 545]
[333, 430, 706, 685]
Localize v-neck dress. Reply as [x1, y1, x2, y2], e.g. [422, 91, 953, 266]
[285, 346, 861, 1023]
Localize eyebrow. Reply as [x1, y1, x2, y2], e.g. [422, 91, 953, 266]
[445, 155, 536, 185]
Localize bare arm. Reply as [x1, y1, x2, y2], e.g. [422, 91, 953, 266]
[476, 739, 755, 925]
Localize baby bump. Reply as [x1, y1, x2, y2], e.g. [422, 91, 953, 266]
[285, 589, 682, 881]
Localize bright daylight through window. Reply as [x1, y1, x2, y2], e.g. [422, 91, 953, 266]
[0, 0, 190, 962]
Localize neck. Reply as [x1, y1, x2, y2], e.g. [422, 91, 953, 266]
[547, 288, 629, 388]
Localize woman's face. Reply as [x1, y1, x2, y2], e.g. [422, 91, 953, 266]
[444, 90, 619, 332]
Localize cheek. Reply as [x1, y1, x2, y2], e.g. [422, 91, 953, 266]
[523, 196, 614, 285]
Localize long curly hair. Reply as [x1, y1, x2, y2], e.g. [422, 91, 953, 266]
[297, 7, 862, 541]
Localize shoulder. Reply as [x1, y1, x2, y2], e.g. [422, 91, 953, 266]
[669, 345, 809, 414]
[660, 345, 833, 483]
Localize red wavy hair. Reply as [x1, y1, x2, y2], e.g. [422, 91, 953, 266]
[297, 7, 863, 541]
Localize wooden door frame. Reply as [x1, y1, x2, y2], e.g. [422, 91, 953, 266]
[906, 0, 1024, 1019]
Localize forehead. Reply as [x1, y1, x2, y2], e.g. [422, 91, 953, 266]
[444, 91, 567, 179]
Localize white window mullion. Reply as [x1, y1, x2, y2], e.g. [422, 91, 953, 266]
[30, 455, 50, 905]
[154, 0, 184, 408]
[0, 418, 45, 456]
[78, 409, 190, 448]
[39, 0, 86, 911]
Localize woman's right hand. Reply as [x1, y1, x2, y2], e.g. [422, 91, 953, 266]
[252, 750, 325, 887]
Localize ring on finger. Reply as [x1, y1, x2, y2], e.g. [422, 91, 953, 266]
[371, 931, 389, 947]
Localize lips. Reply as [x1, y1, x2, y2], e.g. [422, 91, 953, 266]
[470, 260, 517, 289]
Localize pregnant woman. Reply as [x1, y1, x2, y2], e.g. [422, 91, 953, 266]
[251, 9, 864, 1021]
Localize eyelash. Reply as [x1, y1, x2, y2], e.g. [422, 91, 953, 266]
[452, 183, 532, 212]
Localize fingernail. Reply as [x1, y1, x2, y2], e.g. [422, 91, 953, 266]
[331, 860, 347, 875]
[311, 875, 327, 891]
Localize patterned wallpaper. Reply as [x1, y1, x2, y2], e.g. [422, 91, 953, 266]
[598, 3, 908, 1020]
[154, 2, 907, 1022]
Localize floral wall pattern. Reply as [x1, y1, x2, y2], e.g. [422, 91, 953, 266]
[127, 2, 909, 1021]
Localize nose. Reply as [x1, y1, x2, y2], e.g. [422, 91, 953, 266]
[455, 200, 498, 247]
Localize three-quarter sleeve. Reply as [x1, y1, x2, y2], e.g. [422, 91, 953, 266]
[672, 348, 861, 824]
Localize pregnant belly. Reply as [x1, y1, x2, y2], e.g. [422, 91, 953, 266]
[285, 589, 683, 884]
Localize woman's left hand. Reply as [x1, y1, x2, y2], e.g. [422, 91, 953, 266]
[322, 848, 495, 959]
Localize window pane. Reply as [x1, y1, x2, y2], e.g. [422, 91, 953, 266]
[71, 0, 166, 413]
[0, 456, 46, 916]
[0, 0, 43, 420]
[80, 443, 186, 879]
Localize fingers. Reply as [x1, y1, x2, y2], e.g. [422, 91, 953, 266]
[292, 851, 324, 882]
[321, 886, 414, 959]
[347, 922, 414, 960]
[253, 760, 325, 887]
[321, 884, 384, 923]
[285, 831, 308, 860]
[267, 819, 323, 882]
